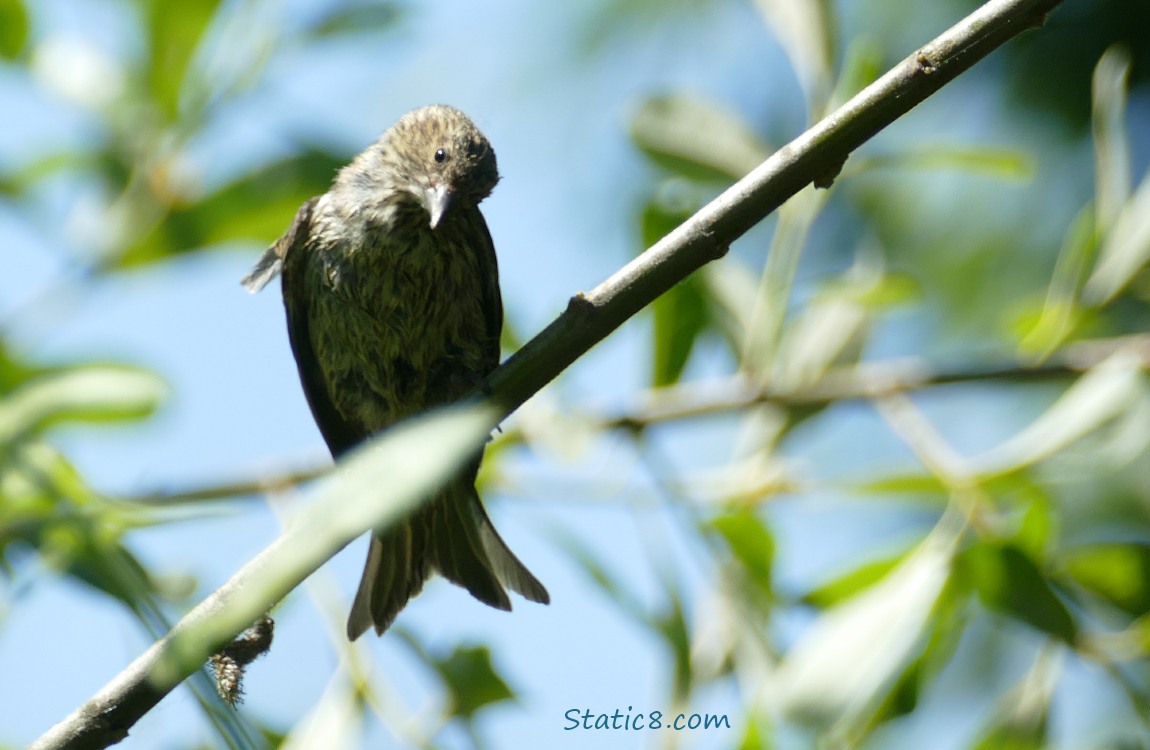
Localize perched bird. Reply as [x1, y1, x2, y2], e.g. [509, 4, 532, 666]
[243, 105, 549, 640]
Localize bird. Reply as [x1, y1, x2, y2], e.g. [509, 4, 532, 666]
[242, 105, 549, 640]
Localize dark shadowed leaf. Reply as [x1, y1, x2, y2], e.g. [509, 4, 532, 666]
[960, 542, 1077, 644]
[1064, 542, 1150, 617]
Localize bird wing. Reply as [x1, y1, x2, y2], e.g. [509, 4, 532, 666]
[470, 207, 504, 374]
[275, 197, 365, 457]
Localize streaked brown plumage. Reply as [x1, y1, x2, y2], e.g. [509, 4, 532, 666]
[243, 105, 548, 640]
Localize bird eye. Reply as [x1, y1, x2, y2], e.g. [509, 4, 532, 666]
[434, 148, 447, 163]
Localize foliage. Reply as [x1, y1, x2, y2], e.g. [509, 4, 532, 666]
[3, 0, 1150, 749]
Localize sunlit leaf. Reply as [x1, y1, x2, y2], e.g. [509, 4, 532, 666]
[0, 0, 28, 59]
[971, 352, 1144, 477]
[279, 679, 362, 750]
[0, 365, 167, 443]
[1018, 205, 1097, 357]
[711, 509, 775, 592]
[752, 0, 835, 108]
[1092, 44, 1133, 235]
[1064, 542, 1150, 617]
[771, 518, 957, 729]
[158, 403, 500, 680]
[859, 146, 1035, 180]
[960, 542, 1077, 644]
[802, 551, 906, 609]
[631, 94, 770, 183]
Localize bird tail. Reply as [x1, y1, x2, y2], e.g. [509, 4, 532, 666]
[346, 483, 549, 640]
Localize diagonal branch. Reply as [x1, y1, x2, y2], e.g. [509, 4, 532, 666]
[486, 0, 1064, 418]
[33, 1, 1066, 747]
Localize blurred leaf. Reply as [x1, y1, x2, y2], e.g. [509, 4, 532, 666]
[435, 644, 517, 720]
[711, 509, 775, 593]
[1092, 45, 1133, 234]
[631, 95, 770, 183]
[114, 149, 345, 268]
[0, 0, 27, 59]
[772, 519, 957, 729]
[830, 37, 882, 106]
[644, 197, 711, 385]
[280, 679, 362, 750]
[1083, 160, 1150, 304]
[854, 473, 948, 498]
[802, 552, 905, 609]
[969, 650, 1058, 750]
[971, 352, 1144, 477]
[1064, 542, 1150, 616]
[859, 146, 1035, 181]
[0, 365, 167, 444]
[751, 0, 835, 109]
[654, 591, 693, 702]
[160, 404, 500, 683]
[311, 1, 404, 37]
[774, 296, 865, 390]
[1018, 204, 1097, 357]
[700, 258, 759, 354]
[143, 0, 222, 119]
[960, 542, 1077, 644]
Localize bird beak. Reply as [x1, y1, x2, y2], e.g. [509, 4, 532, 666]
[425, 183, 455, 230]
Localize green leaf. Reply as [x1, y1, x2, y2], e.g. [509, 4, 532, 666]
[969, 651, 1058, 750]
[960, 542, 1077, 644]
[143, 0, 223, 119]
[653, 591, 693, 702]
[311, 2, 404, 37]
[773, 520, 957, 729]
[1092, 44, 1133, 236]
[159, 404, 500, 682]
[0, 365, 167, 443]
[971, 352, 1144, 477]
[711, 510, 775, 591]
[860, 146, 1035, 181]
[1063, 542, 1150, 617]
[114, 149, 345, 268]
[641, 194, 711, 386]
[435, 644, 517, 719]
[0, 0, 28, 59]
[802, 552, 905, 609]
[631, 94, 770, 183]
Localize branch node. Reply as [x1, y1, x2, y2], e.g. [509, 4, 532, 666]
[915, 51, 938, 75]
[566, 292, 596, 317]
[813, 157, 847, 189]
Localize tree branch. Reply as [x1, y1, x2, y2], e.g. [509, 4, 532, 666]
[34, 1, 1066, 747]
[485, 0, 1064, 418]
